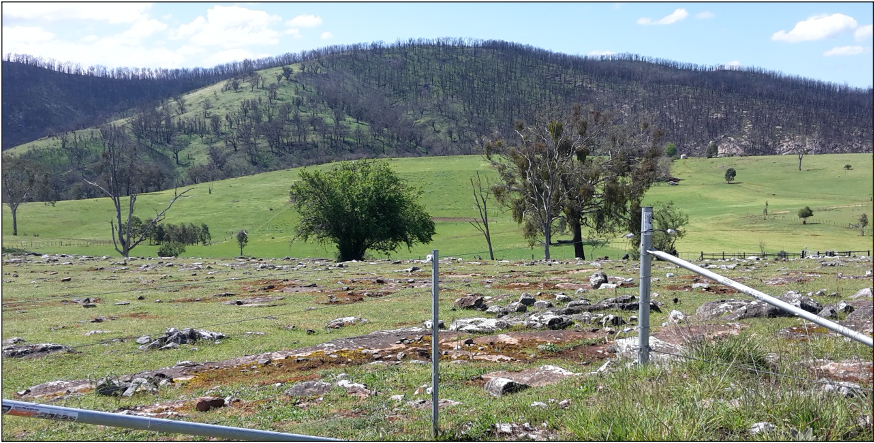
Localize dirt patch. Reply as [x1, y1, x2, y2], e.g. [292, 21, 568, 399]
[120, 312, 158, 319]
[763, 272, 818, 285]
[241, 279, 322, 294]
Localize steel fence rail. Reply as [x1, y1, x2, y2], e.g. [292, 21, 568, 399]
[646, 249, 873, 348]
[2, 399, 344, 441]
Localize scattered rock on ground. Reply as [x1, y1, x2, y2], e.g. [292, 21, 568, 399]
[484, 377, 528, 397]
[326, 317, 367, 329]
[3, 343, 75, 359]
[454, 295, 487, 310]
[284, 381, 333, 397]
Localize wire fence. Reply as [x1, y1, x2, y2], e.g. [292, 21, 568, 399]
[688, 249, 871, 261]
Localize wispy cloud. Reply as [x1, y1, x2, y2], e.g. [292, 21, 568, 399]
[637, 8, 688, 26]
[855, 24, 873, 41]
[285, 14, 323, 39]
[287, 14, 323, 28]
[772, 13, 858, 43]
[695, 11, 714, 20]
[321, 32, 333, 40]
[172, 5, 281, 49]
[824, 46, 864, 56]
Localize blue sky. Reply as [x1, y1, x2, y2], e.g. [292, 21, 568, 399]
[2, 2, 872, 88]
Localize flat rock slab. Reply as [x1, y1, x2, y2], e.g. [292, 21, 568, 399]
[482, 364, 578, 387]
[224, 296, 284, 306]
[2, 343, 75, 359]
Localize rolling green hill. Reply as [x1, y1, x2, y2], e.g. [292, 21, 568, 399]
[4, 40, 872, 204]
[3, 153, 871, 260]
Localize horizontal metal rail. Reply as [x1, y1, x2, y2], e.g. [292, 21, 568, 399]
[2, 399, 343, 441]
[648, 249, 873, 348]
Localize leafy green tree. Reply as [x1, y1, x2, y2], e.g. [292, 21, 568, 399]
[289, 160, 435, 261]
[724, 167, 737, 183]
[859, 213, 868, 235]
[705, 142, 718, 158]
[627, 201, 688, 258]
[663, 142, 677, 158]
[157, 242, 185, 258]
[798, 206, 814, 224]
[236, 230, 248, 256]
[652, 201, 688, 255]
[844, 164, 853, 171]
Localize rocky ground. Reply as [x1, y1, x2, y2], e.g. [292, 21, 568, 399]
[2, 253, 872, 440]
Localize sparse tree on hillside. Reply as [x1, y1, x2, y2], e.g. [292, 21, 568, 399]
[470, 171, 495, 260]
[798, 206, 814, 224]
[84, 124, 190, 258]
[859, 213, 868, 235]
[1, 155, 53, 236]
[289, 161, 435, 261]
[724, 167, 737, 183]
[236, 230, 248, 256]
[788, 133, 819, 171]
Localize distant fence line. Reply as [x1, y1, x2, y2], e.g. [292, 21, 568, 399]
[684, 250, 871, 261]
[748, 213, 870, 231]
[2, 238, 114, 249]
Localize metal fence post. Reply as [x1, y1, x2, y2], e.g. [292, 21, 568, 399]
[430, 249, 439, 438]
[638, 207, 653, 365]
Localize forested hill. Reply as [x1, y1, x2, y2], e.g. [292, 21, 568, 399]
[3, 39, 872, 201]
[2, 54, 282, 149]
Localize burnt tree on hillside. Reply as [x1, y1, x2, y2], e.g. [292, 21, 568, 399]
[84, 124, 189, 258]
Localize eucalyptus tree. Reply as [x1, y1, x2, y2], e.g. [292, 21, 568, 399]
[1, 155, 53, 236]
[487, 108, 662, 260]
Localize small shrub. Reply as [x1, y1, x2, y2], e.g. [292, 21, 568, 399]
[157, 242, 185, 258]
[777, 250, 788, 260]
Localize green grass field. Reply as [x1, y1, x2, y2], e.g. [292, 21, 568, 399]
[3, 153, 872, 260]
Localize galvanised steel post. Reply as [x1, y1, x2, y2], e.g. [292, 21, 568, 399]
[430, 250, 439, 438]
[2, 399, 342, 441]
[638, 207, 653, 365]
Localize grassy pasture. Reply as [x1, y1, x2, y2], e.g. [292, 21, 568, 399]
[2, 153, 871, 261]
[1, 251, 871, 440]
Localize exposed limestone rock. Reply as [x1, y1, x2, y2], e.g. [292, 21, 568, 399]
[3, 343, 75, 359]
[454, 295, 487, 310]
[284, 381, 333, 397]
[327, 317, 367, 329]
[484, 377, 528, 397]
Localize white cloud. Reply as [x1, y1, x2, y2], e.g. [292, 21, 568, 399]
[823, 46, 864, 56]
[2, 26, 55, 45]
[171, 5, 281, 49]
[695, 11, 714, 20]
[855, 24, 873, 41]
[637, 8, 688, 25]
[285, 28, 301, 38]
[2, 3, 152, 24]
[114, 19, 168, 46]
[321, 32, 333, 40]
[287, 14, 322, 28]
[772, 13, 858, 43]
[587, 50, 615, 56]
